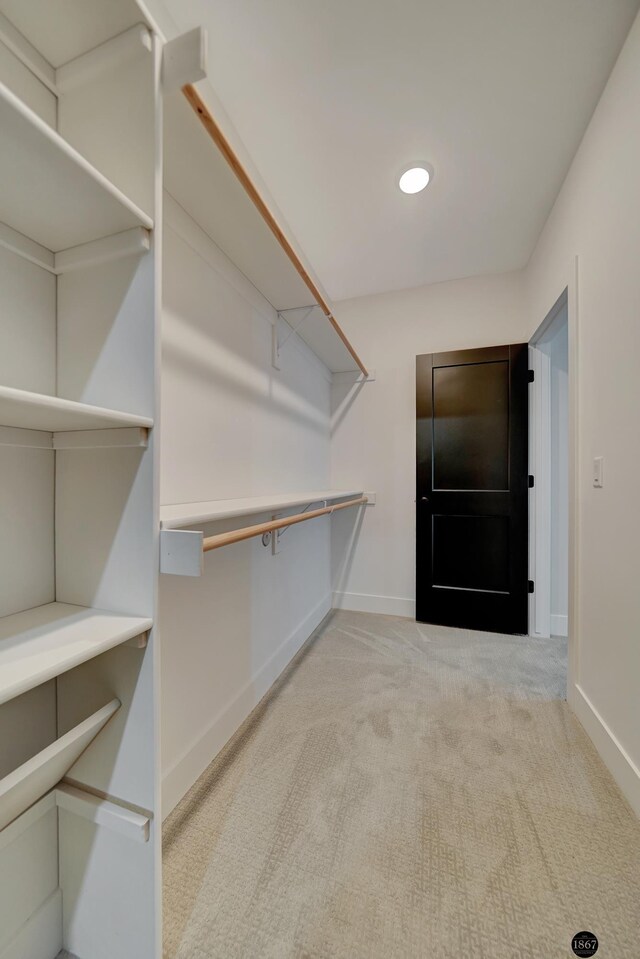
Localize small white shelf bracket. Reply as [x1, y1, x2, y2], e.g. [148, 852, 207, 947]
[162, 27, 208, 93]
[272, 306, 317, 369]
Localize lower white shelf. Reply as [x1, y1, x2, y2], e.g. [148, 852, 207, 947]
[0, 603, 153, 706]
[0, 699, 119, 832]
[160, 489, 366, 529]
[0, 384, 153, 432]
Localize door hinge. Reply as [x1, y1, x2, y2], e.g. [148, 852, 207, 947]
[528, 369, 535, 383]
[528, 580, 535, 594]
[528, 474, 534, 488]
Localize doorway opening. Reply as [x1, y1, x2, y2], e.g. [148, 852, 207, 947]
[529, 290, 569, 638]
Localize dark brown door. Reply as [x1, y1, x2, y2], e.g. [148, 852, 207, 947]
[416, 344, 528, 634]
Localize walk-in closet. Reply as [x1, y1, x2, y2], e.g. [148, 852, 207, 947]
[3, 0, 640, 957]
[0, 2, 369, 956]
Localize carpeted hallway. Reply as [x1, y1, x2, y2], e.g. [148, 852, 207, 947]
[163, 610, 640, 958]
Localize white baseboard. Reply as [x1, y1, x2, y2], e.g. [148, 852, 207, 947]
[332, 589, 415, 618]
[162, 593, 332, 818]
[0, 889, 62, 959]
[571, 683, 640, 818]
[550, 613, 568, 636]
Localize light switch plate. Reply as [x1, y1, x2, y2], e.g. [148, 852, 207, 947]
[593, 456, 604, 488]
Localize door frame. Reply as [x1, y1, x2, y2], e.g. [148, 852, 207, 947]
[528, 291, 565, 638]
[528, 257, 579, 699]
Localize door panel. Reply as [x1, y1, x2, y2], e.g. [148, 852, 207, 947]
[433, 361, 509, 490]
[432, 514, 510, 592]
[416, 344, 528, 633]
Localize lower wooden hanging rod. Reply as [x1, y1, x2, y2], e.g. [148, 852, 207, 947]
[202, 496, 368, 553]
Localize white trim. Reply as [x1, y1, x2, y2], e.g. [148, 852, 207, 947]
[0, 426, 52, 449]
[0, 223, 150, 275]
[52, 426, 149, 450]
[568, 256, 580, 691]
[161, 594, 332, 817]
[550, 613, 568, 637]
[0, 221, 54, 272]
[571, 684, 640, 818]
[56, 783, 150, 843]
[529, 258, 579, 696]
[528, 342, 552, 637]
[54, 227, 150, 274]
[0, 889, 62, 959]
[332, 590, 415, 619]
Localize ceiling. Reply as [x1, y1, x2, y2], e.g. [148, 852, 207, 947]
[158, 0, 640, 302]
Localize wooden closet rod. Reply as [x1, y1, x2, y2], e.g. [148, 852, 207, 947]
[203, 496, 368, 553]
[182, 84, 368, 377]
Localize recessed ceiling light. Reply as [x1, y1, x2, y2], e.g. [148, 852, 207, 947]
[398, 166, 431, 194]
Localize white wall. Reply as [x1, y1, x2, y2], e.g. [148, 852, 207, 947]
[160, 195, 333, 815]
[330, 271, 530, 617]
[525, 10, 640, 813]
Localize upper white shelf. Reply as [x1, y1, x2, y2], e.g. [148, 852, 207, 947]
[0, 385, 153, 432]
[160, 490, 365, 530]
[0, 603, 152, 706]
[164, 88, 367, 375]
[0, 80, 153, 252]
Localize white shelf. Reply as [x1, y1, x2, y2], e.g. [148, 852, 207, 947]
[0, 698, 119, 831]
[0, 80, 153, 252]
[0, 385, 153, 432]
[160, 490, 365, 530]
[0, 603, 152, 706]
[164, 98, 365, 373]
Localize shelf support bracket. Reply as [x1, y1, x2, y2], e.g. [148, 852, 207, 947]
[272, 306, 316, 369]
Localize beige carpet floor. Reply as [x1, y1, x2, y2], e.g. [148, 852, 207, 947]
[163, 610, 640, 958]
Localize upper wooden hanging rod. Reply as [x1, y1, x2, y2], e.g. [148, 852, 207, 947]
[182, 84, 368, 377]
[202, 495, 368, 553]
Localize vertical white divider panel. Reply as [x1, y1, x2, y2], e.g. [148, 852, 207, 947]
[0, 22, 59, 953]
[50, 16, 163, 959]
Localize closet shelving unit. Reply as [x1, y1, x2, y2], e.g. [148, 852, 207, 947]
[0, 1, 161, 957]
[0, 0, 370, 954]
[159, 48, 372, 578]
[160, 491, 370, 575]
